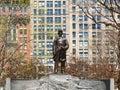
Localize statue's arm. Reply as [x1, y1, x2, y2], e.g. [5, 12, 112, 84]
[63, 39, 69, 50]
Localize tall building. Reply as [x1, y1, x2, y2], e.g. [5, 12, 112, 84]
[30, 0, 120, 70]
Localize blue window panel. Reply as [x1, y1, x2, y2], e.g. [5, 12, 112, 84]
[55, 1, 61, 7]
[84, 49, 88, 54]
[63, 1, 66, 6]
[84, 15, 88, 21]
[79, 49, 83, 54]
[63, 25, 66, 31]
[72, 7, 76, 12]
[63, 33, 66, 38]
[47, 17, 53, 23]
[55, 9, 61, 15]
[97, 24, 101, 29]
[79, 40, 83, 46]
[47, 9, 53, 15]
[34, 9, 37, 15]
[55, 17, 61, 23]
[84, 40, 88, 46]
[63, 9, 66, 15]
[72, 15, 76, 21]
[72, 0, 76, 4]
[46, 1, 53, 7]
[79, 24, 83, 29]
[79, 32, 83, 38]
[97, 15, 101, 21]
[92, 24, 96, 29]
[84, 24, 88, 29]
[84, 32, 88, 38]
[72, 32, 76, 38]
[79, 15, 83, 21]
[72, 40, 76, 46]
[72, 23, 76, 29]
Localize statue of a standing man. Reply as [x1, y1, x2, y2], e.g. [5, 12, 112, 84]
[53, 29, 69, 74]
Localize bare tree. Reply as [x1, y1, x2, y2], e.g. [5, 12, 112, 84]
[76, 0, 120, 89]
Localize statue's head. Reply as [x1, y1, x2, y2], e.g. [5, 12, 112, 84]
[58, 29, 63, 37]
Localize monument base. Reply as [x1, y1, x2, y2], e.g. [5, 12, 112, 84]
[6, 74, 114, 90]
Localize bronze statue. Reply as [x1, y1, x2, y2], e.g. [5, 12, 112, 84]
[53, 29, 69, 74]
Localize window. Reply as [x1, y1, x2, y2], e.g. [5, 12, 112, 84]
[63, 17, 66, 23]
[72, 0, 76, 4]
[38, 50, 44, 55]
[47, 50, 53, 55]
[79, 24, 83, 29]
[47, 25, 53, 31]
[55, 9, 61, 15]
[38, 25, 45, 31]
[47, 41, 53, 48]
[34, 1, 37, 7]
[104, 8, 109, 13]
[92, 32, 96, 37]
[55, 17, 61, 23]
[63, 25, 66, 31]
[84, 40, 88, 46]
[79, 32, 83, 38]
[79, 40, 83, 46]
[118, 15, 120, 20]
[38, 41, 45, 47]
[20, 29, 22, 34]
[84, 32, 88, 38]
[55, 1, 61, 7]
[72, 48, 76, 54]
[72, 7, 76, 12]
[72, 23, 76, 29]
[79, 49, 83, 54]
[47, 9, 53, 15]
[47, 17, 53, 23]
[84, 24, 88, 29]
[92, 7, 96, 14]
[38, 17, 44, 23]
[92, 49, 96, 54]
[24, 45, 27, 49]
[84, 49, 88, 54]
[84, 15, 88, 21]
[63, 1, 66, 6]
[63, 9, 66, 15]
[34, 9, 37, 15]
[38, 9, 44, 15]
[72, 40, 76, 46]
[92, 24, 96, 29]
[24, 29, 27, 34]
[38, 1, 45, 7]
[24, 37, 27, 41]
[97, 15, 101, 21]
[72, 15, 76, 21]
[38, 33, 45, 40]
[97, 24, 101, 29]
[47, 1, 53, 7]
[72, 32, 76, 38]
[47, 33, 53, 40]
[79, 15, 83, 21]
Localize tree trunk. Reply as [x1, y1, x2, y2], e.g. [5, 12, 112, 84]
[117, 30, 120, 90]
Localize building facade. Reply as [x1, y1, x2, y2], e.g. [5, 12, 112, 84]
[0, 5, 31, 64]
[30, 0, 120, 70]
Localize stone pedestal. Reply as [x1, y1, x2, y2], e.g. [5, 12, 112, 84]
[5, 74, 114, 90]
